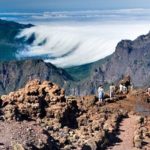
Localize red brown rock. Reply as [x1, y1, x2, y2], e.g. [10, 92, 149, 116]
[0, 79, 128, 149]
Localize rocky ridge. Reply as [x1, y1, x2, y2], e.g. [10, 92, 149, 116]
[0, 79, 128, 150]
[0, 59, 73, 95]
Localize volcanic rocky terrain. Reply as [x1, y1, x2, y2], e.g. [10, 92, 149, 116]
[0, 79, 150, 150]
[0, 19, 150, 150]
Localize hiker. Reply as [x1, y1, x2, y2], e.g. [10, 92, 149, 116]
[122, 84, 127, 94]
[119, 83, 127, 94]
[148, 88, 150, 96]
[130, 82, 134, 91]
[98, 85, 104, 103]
[109, 83, 115, 98]
[119, 83, 124, 93]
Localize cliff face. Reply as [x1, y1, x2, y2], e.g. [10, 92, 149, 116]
[68, 32, 150, 95]
[103, 34, 150, 86]
[0, 59, 73, 95]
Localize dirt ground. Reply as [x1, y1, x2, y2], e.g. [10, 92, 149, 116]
[102, 90, 150, 150]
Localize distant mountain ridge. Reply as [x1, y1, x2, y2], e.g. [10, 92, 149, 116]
[0, 19, 150, 96]
[0, 59, 73, 95]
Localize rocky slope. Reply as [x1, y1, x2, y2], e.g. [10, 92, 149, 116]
[0, 79, 149, 150]
[0, 79, 129, 150]
[0, 59, 73, 95]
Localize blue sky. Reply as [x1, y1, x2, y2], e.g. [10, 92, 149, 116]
[1, 0, 150, 12]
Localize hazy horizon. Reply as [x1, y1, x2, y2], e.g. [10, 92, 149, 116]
[1, 0, 150, 12]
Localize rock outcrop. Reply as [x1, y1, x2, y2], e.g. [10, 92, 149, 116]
[0, 80, 127, 149]
[1, 79, 67, 121]
[103, 33, 150, 87]
[133, 116, 150, 149]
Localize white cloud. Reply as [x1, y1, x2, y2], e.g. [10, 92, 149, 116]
[14, 9, 150, 67]
[16, 22, 150, 68]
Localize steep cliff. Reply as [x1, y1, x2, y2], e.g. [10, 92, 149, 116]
[69, 32, 150, 95]
[0, 59, 73, 95]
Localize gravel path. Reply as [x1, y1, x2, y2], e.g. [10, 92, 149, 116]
[108, 115, 136, 150]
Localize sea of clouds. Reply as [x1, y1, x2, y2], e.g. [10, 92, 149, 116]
[2, 9, 150, 67]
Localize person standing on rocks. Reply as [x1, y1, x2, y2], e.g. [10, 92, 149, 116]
[98, 85, 104, 103]
[148, 88, 150, 96]
[109, 83, 115, 98]
[130, 82, 134, 91]
[122, 84, 127, 94]
[119, 82, 124, 93]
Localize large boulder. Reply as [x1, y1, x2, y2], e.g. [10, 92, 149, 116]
[0, 79, 66, 121]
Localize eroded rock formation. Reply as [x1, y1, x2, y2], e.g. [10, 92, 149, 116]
[0, 80, 128, 150]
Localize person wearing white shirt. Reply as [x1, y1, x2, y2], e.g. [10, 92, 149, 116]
[148, 88, 150, 96]
[98, 85, 104, 103]
[110, 83, 115, 98]
[119, 83, 124, 93]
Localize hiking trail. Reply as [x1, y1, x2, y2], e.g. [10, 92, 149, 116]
[108, 115, 137, 150]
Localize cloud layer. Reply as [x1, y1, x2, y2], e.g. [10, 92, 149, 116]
[5, 9, 149, 67]
[16, 23, 150, 67]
